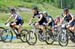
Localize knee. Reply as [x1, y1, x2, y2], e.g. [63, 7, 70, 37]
[71, 27, 74, 30]
[11, 23, 16, 27]
[35, 23, 39, 27]
[35, 23, 38, 25]
[66, 25, 70, 28]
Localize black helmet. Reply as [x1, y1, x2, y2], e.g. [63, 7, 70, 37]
[10, 8, 16, 12]
[64, 8, 69, 12]
[32, 6, 38, 10]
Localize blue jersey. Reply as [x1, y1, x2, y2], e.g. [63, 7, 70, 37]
[11, 13, 23, 20]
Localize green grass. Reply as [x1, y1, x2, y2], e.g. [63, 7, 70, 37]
[0, 0, 75, 29]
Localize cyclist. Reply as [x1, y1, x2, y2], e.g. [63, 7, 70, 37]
[61, 8, 75, 32]
[43, 11, 55, 32]
[55, 17, 61, 26]
[6, 8, 24, 37]
[29, 7, 47, 36]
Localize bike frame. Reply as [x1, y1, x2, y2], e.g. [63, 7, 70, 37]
[30, 23, 40, 34]
[5, 22, 18, 35]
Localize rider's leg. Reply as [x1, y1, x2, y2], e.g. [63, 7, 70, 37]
[67, 21, 75, 32]
[39, 25, 46, 36]
[70, 27, 75, 32]
[66, 25, 71, 30]
[16, 20, 24, 34]
[18, 24, 22, 34]
[39, 25, 46, 39]
[35, 23, 39, 28]
[50, 23, 55, 33]
[11, 22, 16, 28]
[40, 25, 46, 33]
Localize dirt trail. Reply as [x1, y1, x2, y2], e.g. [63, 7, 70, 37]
[0, 40, 75, 49]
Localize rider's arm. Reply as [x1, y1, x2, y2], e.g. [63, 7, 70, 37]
[6, 15, 13, 23]
[60, 14, 66, 24]
[60, 17, 64, 24]
[47, 18, 52, 25]
[13, 15, 18, 22]
[69, 14, 74, 24]
[37, 14, 43, 22]
[29, 16, 34, 24]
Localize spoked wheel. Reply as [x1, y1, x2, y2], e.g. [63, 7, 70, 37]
[26, 31, 37, 45]
[45, 30, 54, 45]
[0, 27, 5, 41]
[58, 30, 68, 47]
[20, 29, 28, 42]
[69, 31, 75, 43]
[38, 32, 46, 42]
[1, 29, 13, 42]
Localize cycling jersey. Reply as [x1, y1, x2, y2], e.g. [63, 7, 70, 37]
[11, 13, 24, 25]
[64, 14, 72, 22]
[11, 14, 23, 20]
[33, 11, 47, 25]
[62, 14, 75, 27]
[46, 16, 55, 27]
[38, 16, 47, 25]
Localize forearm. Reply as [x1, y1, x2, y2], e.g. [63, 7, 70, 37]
[38, 19, 41, 22]
[6, 16, 12, 23]
[29, 17, 33, 23]
[47, 21, 51, 25]
[69, 19, 73, 24]
[69, 14, 74, 24]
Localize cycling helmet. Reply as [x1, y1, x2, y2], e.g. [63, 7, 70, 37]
[64, 8, 69, 12]
[32, 6, 38, 10]
[10, 8, 16, 12]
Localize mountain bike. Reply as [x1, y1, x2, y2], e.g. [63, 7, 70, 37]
[0, 22, 28, 42]
[26, 23, 48, 45]
[61, 23, 75, 43]
[45, 24, 68, 47]
[0, 27, 6, 41]
[26, 23, 37, 45]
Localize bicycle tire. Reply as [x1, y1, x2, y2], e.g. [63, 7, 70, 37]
[1, 29, 13, 42]
[58, 30, 68, 47]
[26, 31, 37, 45]
[45, 30, 54, 45]
[0, 27, 6, 41]
[20, 29, 28, 42]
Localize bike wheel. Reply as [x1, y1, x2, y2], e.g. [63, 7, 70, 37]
[1, 29, 13, 42]
[38, 33, 45, 42]
[45, 30, 54, 45]
[58, 30, 68, 47]
[26, 31, 37, 45]
[69, 31, 75, 43]
[0, 27, 5, 41]
[20, 29, 28, 42]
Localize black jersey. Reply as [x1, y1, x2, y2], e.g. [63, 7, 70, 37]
[64, 14, 72, 22]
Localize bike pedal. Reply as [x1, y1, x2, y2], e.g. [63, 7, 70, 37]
[16, 34, 21, 39]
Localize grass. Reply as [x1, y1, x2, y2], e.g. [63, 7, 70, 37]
[0, 1, 75, 49]
[0, 0, 75, 29]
